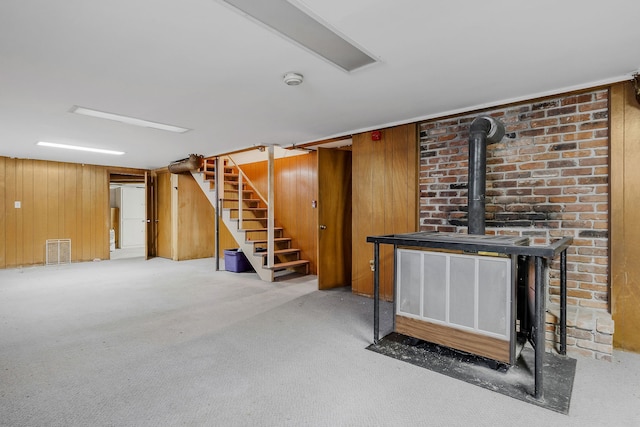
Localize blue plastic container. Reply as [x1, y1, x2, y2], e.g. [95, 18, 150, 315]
[224, 249, 252, 272]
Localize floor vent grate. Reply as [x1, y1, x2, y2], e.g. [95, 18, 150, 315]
[46, 239, 71, 265]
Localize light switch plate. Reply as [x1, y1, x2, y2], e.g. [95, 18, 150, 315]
[15, 201, 21, 208]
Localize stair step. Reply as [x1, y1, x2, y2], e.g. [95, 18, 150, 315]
[225, 189, 254, 195]
[223, 198, 262, 204]
[230, 218, 269, 224]
[251, 237, 291, 244]
[255, 248, 300, 256]
[243, 227, 283, 233]
[265, 259, 310, 273]
[230, 207, 267, 212]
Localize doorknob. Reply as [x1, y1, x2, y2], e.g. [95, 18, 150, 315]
[319, 225, 327, 230]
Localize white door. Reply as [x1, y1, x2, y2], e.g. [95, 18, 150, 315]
[120, 186, 146, 248]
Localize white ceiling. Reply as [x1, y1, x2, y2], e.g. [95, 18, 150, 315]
[1, 0, 639, 170]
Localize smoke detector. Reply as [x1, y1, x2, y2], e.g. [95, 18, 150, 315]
[283, 72, 304, 86]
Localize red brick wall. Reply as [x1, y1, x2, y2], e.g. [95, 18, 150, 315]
[418, 88, 611, 359]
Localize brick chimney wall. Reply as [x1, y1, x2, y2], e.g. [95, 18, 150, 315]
[418, 88, 613, 360]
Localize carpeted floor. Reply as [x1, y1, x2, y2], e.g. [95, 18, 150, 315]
[1, 257, 639, 426]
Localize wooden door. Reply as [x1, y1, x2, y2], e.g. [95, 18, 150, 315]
[156, 171, 172, 259]
[318, 148, 352, 289]
[145, 172, 156, 259]
[119, 186, 146, 248]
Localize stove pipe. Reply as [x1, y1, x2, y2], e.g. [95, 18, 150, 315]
[468, 115, 505, 235]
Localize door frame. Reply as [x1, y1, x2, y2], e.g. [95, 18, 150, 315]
[108, 170, 152, 260]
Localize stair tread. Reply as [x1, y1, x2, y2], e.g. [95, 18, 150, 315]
[229, 207, 267, 211]
[243, 227, 283, 232]
[230, 218, 269, 223]
[250, 237, 291, 243]
[222, 198, 262, 203]
[255, 248, 300, 256]
[265, 259, 310, 271]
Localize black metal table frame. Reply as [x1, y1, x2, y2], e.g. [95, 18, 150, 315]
[367, 233, 572, 401]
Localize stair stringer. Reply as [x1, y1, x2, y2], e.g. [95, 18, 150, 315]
[191, 170, 275, 282]
[191, 171, 217, 209]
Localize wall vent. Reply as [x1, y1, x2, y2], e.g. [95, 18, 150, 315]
[46, 239, 71, 265]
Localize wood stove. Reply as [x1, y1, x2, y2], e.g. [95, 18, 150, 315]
[367, 232, 571, 400]
[367, 115, 572, 400]
[394, 233, 528, 364]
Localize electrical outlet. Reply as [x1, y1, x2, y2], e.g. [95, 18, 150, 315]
[14, 201, 21, 209]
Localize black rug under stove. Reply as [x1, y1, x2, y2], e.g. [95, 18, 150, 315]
[367, 333, 576, 414]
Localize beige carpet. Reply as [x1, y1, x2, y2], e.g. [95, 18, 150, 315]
[1, 257, 639, 426]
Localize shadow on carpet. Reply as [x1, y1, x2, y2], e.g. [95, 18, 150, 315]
[367, 332, 576, 414]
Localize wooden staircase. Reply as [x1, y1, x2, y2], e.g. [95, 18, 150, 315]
[192, 157, 310, 282]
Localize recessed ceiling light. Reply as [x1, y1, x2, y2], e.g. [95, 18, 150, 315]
[70, 106, 190, 133]
[219, 0, 377, 72]
[37, 141, 125, 156]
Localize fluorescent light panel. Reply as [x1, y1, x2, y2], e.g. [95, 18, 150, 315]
[221, 0, 377, 72]
[71, 106, 190, 133]
[37, 141, 125, 156]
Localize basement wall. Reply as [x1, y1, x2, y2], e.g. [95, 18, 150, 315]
[418, 88, 612, 360]
[0, 157, 126, 268]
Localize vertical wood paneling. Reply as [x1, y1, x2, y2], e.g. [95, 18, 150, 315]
[57, 164, 65, 244]
[81, 165, 92, 261]
[611, 82, 640, 352]
[352, 132, 372, 296]
[352, 123, 418, 300]
[373, 131, 389, 298]
[380, 128, 393, 298]
[74, 165, 84, 262]
[22, 160, 34, 265]
[90, 166, 98, 256]
[96, 167, 109, 260]
[5, 159, 17, 267]
[64, 164, 75, 257]
[156, 171, 172, 259]
[0, 158, 5, 268]
[15, 160, 24, 265]
[175, 173, 215, 260]
[241, 152, 318, 274]
[0, 157, 117, 268]
[33, 161, 48, 264]
[47, 163, 59, 241]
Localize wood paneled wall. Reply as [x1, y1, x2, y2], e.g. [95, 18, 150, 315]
[155, 170, 234, 261]
[155, 171, 173, 259]
[240, 152, 318, 274]
[0, 157, 111, 268]
[352, 124, 419, 300]
[610, 81, 640, 352]
[175, 173, 215, 260]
